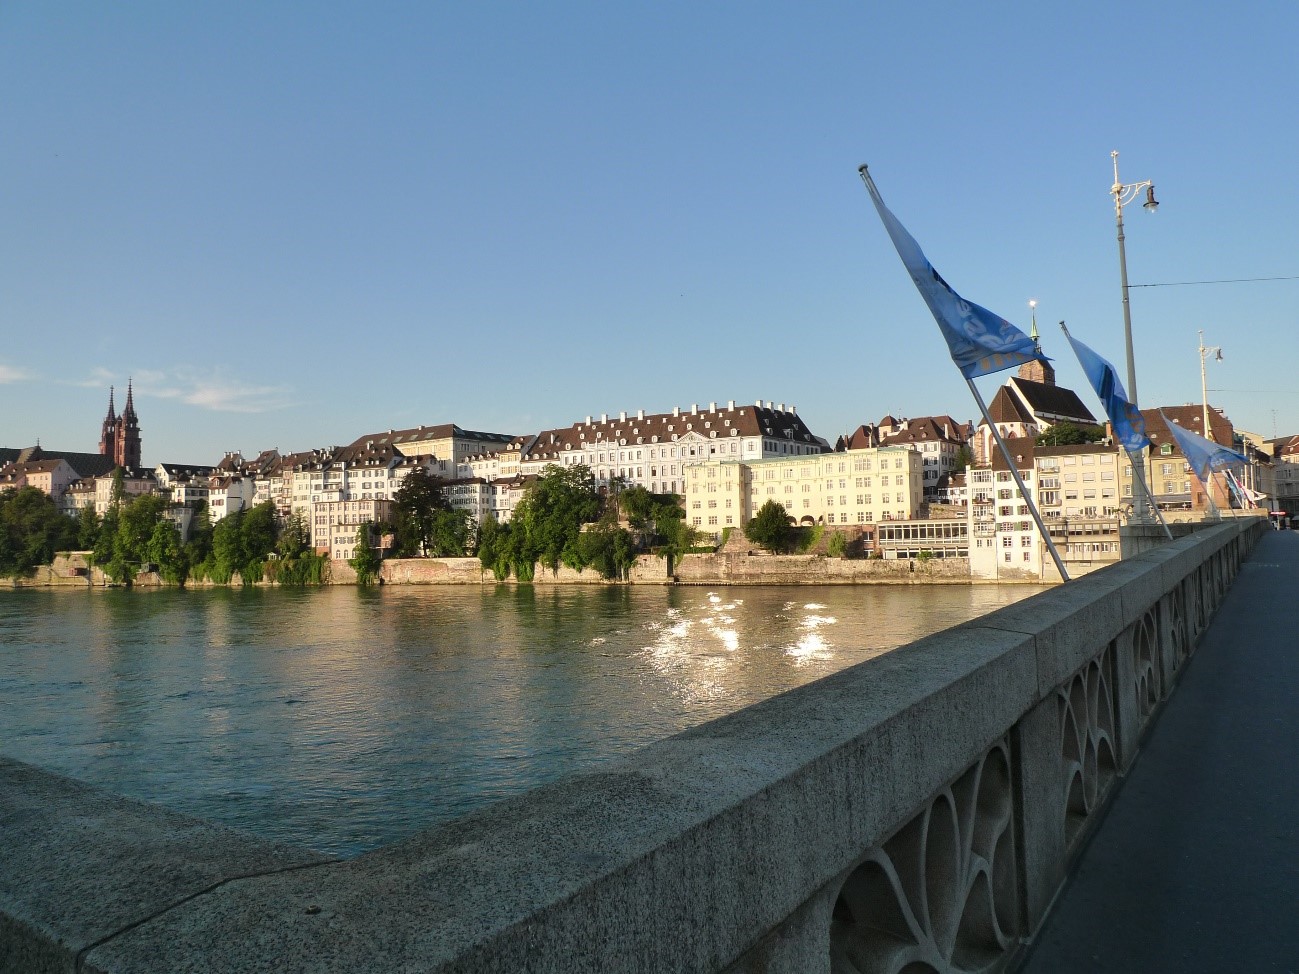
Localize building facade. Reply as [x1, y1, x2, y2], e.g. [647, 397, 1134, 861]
[682, 445, 923, 540]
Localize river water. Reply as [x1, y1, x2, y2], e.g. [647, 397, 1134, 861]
[0, 583, 1047, 857]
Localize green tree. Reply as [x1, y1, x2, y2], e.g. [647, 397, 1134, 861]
[952, 445, 974, 472]
[117, 494, 168, 566]
[147, 519, 186, 584]
[618, 485, 656, 530]
[0, 487, 78, 578]
[93, 507, 121, 580]
[278, 510, 311, 559]
[75, 504, 100, 549]
[392, 469, 453, 556]
[477, 515, 505, 578]
[208, 501, 279, 584]
[349, 521, 382, 585]
[514, 464, 602, 574]
[576, 523, 637, 580]
[187, 501, 214, 570]
[109, 467, 126, 508]
[1036, 422, 1106, 446]
[745, 499, 792, 552]
[429, 508, 472, 557]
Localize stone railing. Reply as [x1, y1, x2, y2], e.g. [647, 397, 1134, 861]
[0, 519, 1264, 973]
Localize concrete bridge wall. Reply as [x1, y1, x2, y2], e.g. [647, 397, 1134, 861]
[0, 520, 1264, 973]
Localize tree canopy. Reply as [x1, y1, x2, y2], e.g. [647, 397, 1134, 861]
[349, 521, 382, 584]
[745, 499, 793, 552]
[0, 487, 77, 578]
[1035, 421, 1107, 446]
[392, 469, 472, 557]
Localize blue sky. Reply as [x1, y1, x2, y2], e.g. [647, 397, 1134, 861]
[3, 2, 1296, 465]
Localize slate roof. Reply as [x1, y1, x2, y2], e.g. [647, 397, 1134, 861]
[517, 402, 826, 464]
[346, 424, 517, 453]
[1142, 405, 1233, 449]
[4, 447, 117, 479]
[986, 387, 1036, 424]
[1008, 377, 1096, 425]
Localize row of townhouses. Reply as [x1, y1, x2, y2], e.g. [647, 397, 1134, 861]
[4, 380, 1296, 576]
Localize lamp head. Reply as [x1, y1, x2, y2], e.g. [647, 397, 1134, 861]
[1143, 185, 1159, 212]
[1215, 349, 1224, 362]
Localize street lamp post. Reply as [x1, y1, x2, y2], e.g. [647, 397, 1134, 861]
[1111, 150, 1159, 524]
[1198, 329, 1223, 444]
[1111, 150, 1159, 402]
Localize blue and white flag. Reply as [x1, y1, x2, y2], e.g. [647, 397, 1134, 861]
[1062, 328, 1149, 452]
[860, 166, 1044, 379]
[1159, 410, 1248, 480]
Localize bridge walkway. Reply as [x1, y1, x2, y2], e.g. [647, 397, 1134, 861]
[1020, 528, 1299, 973]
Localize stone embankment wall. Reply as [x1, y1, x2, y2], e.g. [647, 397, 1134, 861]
[0, 519, 1265, 974]
[368, 555, 672, 585]
[0, 551, 104, 588]
[674, 551, 974, 584]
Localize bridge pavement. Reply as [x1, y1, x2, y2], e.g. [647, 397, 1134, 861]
[1020, 528, 1299, 973]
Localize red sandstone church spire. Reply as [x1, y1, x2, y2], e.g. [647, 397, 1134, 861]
[98, 381, 142, 469]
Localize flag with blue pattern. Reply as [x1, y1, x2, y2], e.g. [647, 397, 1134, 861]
[860, 167, 1045, 379]
[1159, 410, 1248, 480]
[1063, 329, 1149, 452]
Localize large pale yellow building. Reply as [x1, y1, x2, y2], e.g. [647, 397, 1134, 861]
[682, 446, 923, 538]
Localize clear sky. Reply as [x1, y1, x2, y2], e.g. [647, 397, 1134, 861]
[3, 1, 1296, 466]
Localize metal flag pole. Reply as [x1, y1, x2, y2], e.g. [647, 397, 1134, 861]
[966, 378, 1070, 582]
[1133, 451, 1175, 539]
[1222, 469, 1247, 516]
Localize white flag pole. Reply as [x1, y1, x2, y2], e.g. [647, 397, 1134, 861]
[967, 379, 1070, 582]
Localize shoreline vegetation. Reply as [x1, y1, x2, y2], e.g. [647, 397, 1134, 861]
[0, 464, 1000, 590]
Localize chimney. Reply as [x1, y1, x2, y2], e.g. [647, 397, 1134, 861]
[709, 401, 716, 412]
[790, 405, 797, 415]
[619, 411, 627, 421]
[637, 409, 644, 420]
[673, 406, 681, 417]
[601, 413, 608, 422]
[755, 399, 763, 407]
[585, 416, 592, 426]
[779, 403, 786, 412]
[727, 400, 735, 410]
[690, 404, 698, 414]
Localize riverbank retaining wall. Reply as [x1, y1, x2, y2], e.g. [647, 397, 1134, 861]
[674, 551, 974, 584]
[0, 518, 1266, 973]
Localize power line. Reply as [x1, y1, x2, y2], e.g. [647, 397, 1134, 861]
[1129, 274, 1299, 288]
[1207, 388, 1299, 396]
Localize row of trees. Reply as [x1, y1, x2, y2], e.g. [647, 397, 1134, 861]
[0, 470, 325, 585]
[477, 467, 698, 581]
[1, 462, 704, 585]
[0, 486, 80, 578]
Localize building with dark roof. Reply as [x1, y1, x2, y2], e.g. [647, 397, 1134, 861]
[974, 375, 1097, 466]
[836, 415, 973, 502]
[511, 399, 827, 495]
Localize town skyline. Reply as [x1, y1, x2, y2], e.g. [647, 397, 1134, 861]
[3, 3, 1297, 462]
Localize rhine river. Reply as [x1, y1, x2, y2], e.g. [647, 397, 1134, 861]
[0, 583, 1048, 858]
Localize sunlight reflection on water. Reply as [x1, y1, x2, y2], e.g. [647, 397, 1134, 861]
[0, 583, 1048, 857]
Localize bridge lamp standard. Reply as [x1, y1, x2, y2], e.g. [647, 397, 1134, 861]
[1111, 149, 1159, 402]
[1198, 330, 1223, 445]
[1110, 150, 1159, 523]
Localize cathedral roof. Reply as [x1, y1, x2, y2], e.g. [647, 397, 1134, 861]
[1008, 377, 1096, 425]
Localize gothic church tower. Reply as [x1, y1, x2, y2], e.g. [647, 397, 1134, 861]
[98, 381, 142, 469]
